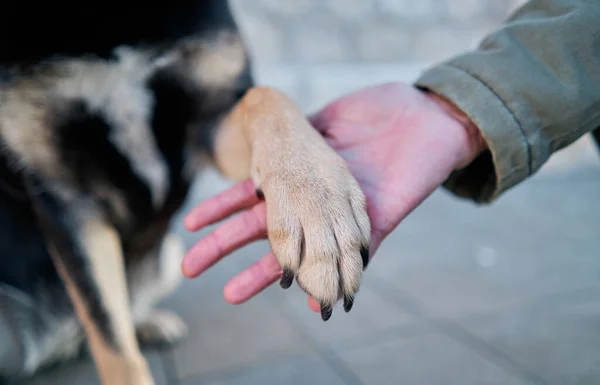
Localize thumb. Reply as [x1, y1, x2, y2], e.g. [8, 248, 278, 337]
[307, 100, 344, 135]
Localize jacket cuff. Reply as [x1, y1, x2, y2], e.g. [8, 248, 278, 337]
[414, 64, 531, 203]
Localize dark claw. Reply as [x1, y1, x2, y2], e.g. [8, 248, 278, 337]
[320, 304, 333, 321]
[280, 268, 294, 289]
[360, 245, 370, 269]
[343, 295, 354, 313]
[255, 189, 264, 199]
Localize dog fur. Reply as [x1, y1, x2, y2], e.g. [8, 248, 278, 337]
[0, 1, 370, 384]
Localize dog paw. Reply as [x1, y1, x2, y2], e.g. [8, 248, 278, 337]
[136, 310, 188, 347]
[258, 155, 370, 321]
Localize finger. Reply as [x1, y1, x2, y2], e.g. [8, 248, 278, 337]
[184, 179, 260, 231]
[308, 296, 320, 313]
[182, 202, 267, 278]
[308, 99, 347, 135]
[223, 252, 282, 305]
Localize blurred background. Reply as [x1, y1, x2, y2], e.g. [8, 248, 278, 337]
[232, 0, 527, 110]
[22, 1, 600, 384]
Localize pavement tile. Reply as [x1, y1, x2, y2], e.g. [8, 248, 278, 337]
[180, 354, 347, 385]
[161, 245, 314, 380]
[10, 351, 167, 385]
[456, 300, 600, 385]
[337, 331, 533, 385]
[369, 168, 600, 319]
[265, 273, 416, 348]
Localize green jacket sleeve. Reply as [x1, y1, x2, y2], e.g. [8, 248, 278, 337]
[414, 0, 600, 203]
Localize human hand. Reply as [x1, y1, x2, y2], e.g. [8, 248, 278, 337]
[182, 82, 486, 312]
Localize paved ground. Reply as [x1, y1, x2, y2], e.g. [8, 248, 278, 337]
[15, 61, 600, 385]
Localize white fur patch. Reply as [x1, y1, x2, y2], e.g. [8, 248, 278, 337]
[187, 30, 248, 89]
[55, 59, 170, 209]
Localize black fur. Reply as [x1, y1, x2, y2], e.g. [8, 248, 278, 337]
[25, 174, 119, 350]
[0, 150, 64, 304]
[0, 0, 238, 65]
[56, 100, 155, 232]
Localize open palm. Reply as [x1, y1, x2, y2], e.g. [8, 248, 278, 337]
[182, 82, 483, 312]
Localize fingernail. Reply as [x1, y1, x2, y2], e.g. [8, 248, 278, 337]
[183, 215, 196, 231]
[181, 258, 195, 278]
[280, 268, 294, 289]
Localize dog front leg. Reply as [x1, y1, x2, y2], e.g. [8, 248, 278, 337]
[29, 188, 154, 385]
[212, 86, 371, 321]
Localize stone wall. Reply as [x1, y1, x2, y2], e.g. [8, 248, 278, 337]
[230, 0, 529, 66]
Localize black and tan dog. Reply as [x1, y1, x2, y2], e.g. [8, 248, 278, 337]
[0, 1, 370, 384]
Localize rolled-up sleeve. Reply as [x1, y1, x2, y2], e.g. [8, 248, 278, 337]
[414, 0, 600, 203]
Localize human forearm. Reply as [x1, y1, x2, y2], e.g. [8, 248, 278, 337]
[415, 0, 600, 202]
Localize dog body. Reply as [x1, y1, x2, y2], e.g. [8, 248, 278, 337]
[0, 1, 370, 384]
[0, 0, 251, 379]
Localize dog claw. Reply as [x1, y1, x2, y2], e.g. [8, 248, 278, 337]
[320, 304, 333, 321]
[280, 268, 294, 289]
[343, 295, 354, 313]
[255, 188, 264, 199]
[360, 245, 369, 269]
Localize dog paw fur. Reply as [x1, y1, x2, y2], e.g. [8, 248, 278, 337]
[258, 152, 370, 321]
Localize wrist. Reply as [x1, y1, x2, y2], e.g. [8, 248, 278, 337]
[422, 90, 487, 170]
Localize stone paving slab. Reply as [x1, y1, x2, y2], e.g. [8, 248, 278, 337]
[337, 331, 534, 385]
[456, 299, 600, 385]
[264, 275, 416, 349]
[368, 166, 600, 320]
[10, 351, 169, 385]
[180, 354, 348, 385]
[160, 242, 315, 380]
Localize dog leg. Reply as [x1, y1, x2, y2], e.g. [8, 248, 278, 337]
[131, 233, 188, 347]
[28, 187, 154, 385]
[213, 86, 371, 321]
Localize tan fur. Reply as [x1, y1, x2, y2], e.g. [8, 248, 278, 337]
[185, 30, 248, 89]
[0, 82, 61, 180]
[214, 86, 371, 308]
[50, 215, 154, 385]
[212, 109, 252, 181]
